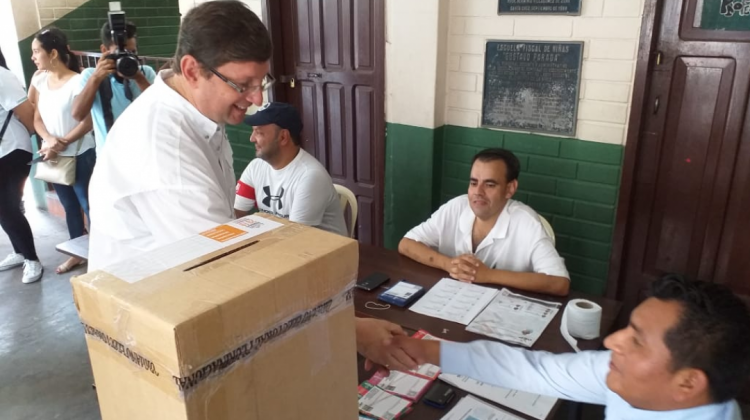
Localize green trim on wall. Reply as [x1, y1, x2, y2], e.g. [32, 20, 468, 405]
[384, 123, 440, 249]
[226, 124, 254, 179]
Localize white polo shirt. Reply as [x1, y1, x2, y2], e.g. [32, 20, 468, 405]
[0, 67, 32, 158]
[88, 70, 236, 271]
[404, 195, 569, 278]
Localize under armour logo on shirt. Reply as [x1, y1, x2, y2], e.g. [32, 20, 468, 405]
[262, 186, 285, 213]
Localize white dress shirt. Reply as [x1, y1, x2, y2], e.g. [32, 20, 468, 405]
[441, 341, 742, 420]
[404, 196, 569, 278]
[88, 70, 236, 271]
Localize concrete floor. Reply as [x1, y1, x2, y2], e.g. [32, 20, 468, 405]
[0, 191, 99, 420]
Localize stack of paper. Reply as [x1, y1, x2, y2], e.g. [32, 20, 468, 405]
[439, 373, 556, 420]
[367, 370, 432, 401]
[440, 395, 524, 420]
[466, 288, 561, 347]
[357, 383, 412, 420]
[409, 278, 499, 325]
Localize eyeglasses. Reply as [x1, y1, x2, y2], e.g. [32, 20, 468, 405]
[206, 65, 275, 95]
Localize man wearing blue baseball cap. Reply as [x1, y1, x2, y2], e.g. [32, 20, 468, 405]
[234, 102, 347, 237]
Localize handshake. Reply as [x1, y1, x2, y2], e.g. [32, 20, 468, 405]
[355, 318, 441, 372]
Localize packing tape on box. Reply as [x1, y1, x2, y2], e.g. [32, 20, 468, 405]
[560, 299, 602, 352]
[81, 281, 356, 396]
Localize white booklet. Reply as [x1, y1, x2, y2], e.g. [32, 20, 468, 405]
[466, 288, 561, 347]
[409, 278, 499, 325]
[441, 395, 523, 420]
[439, 373, 557, 420]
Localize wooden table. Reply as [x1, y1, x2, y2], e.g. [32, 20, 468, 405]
[354, 244, 622, 420]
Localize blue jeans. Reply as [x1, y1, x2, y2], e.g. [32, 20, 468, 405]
[52, 148, 96, 239]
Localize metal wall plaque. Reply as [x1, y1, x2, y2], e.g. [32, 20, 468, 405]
[499, 0, 582, 15]
[481, 41, 583, 136]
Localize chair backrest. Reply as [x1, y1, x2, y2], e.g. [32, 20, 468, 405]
[334, 184, 358, 238]
[539, 215, 556, 246]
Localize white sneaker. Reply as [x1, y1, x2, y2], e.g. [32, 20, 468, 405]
[22, 260, 43, 284]
[0, 253, 25, 271]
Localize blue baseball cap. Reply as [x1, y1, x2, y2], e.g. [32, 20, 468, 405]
[243, 102, 302, 139]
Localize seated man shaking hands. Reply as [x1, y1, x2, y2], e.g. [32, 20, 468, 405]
[398, 148, 569, 296]
[394, 275, 750, 420]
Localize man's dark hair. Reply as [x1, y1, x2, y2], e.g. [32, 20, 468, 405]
[288, 131, 300, 146]
[172, 0, 272, 75]
[472, 148, 521, 183]
[0, 47, 7, 69]
[651, 274, 750, 403]
[101, 21, 137, 48]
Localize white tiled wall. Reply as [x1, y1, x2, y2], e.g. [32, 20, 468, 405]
[37, 0, 87, 28]
[444, 0, 646, 145]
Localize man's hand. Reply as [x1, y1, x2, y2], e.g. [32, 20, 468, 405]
[391, 336, 441, 366]
[446, 254, 480, 283]
[132, 69, 148, 84]
[94, 57, 116, 81]
[356, 318, 418, 372]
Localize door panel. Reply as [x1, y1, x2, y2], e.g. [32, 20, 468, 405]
[645, 57, 735, 278]
[615, 0, 750, 314]
[275, 0, 385, 244]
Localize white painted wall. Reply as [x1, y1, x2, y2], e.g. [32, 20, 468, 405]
[1, 0, 43, 85]
[385, 0, 447, 129]
[444, 0, 646, 145]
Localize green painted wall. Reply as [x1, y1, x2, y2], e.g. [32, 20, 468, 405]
[384, 123, 441, 250]
[385, 124, 624, 296]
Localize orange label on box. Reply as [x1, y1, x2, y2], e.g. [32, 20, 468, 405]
[200, 225, 247, 242]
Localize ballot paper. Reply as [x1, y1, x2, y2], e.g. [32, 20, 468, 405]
[441, 395, 524, 420]
[370, 370, 432, 401]
[103, 215, 283, 283]
[466, 288, 561, 347]
[358, 384, 412, 420]
[439, 373, 557, 420]
[409, 278, 499, 325]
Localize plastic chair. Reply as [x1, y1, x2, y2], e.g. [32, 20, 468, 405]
[539, 215, 556, 246]
[334, 184, 358, 238]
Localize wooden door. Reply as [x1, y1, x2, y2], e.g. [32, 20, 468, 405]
[611, 0, 750, 315]
[266, 0, 386, 245]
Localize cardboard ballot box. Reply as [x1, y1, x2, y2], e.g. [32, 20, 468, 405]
[71, 215, 359, 420]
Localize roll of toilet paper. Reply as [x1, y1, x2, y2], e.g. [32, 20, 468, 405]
[560, 299, 602, 352]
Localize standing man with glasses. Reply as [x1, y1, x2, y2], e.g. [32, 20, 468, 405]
[88, 0, 274, 270]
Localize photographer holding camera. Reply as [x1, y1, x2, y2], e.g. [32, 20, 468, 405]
[71, 20, 156, 151]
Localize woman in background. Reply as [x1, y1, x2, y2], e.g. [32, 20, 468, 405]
[0, 48, 43, 284]
[29, 28, 95, 274]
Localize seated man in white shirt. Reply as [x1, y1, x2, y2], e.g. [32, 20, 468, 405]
[394, 275, 750, 420]
[234, 102, 347, 237]
[398, 148, 570, 296]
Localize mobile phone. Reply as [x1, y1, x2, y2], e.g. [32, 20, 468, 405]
[423, 382, 456, 409]
[28, 155, 45, 165]
[356, 272, 390, 291]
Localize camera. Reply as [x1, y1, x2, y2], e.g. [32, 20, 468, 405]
[105, 9, 140, 78]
